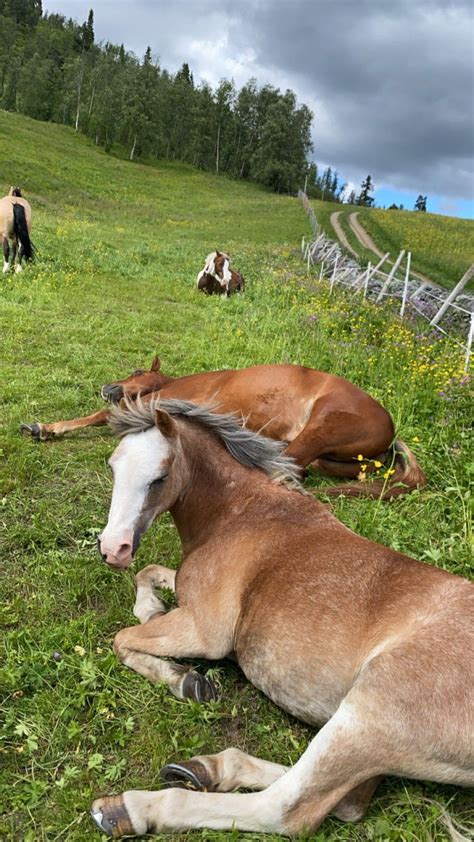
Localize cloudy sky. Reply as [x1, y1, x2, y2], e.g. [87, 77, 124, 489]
[49, 0, 474, 217]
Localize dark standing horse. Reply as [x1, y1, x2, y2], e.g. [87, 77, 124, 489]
[197, 251, 245, 296]
[1, 187, 35, 274]
[90, 399, 474, 838]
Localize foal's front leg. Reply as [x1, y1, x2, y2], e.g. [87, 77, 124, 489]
[133, 564, 176, 624]
[114, 569, 221, 702]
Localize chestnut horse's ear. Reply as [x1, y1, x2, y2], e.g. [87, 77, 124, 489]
[155, 409, 177, 438]
[150, 356, 161, 372]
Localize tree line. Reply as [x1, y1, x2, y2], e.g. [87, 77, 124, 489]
[0, 2, 316, 194]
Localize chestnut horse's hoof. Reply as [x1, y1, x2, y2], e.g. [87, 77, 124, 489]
[182, 670, 218, 703]
[160, 759, 213, 791]
[91, 794, 134, 838]
[19, 422, 42, 439]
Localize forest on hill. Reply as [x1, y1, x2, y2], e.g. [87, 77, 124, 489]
[0, 1, 315, 194]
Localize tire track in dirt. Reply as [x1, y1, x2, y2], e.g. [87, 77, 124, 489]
[329, 211, 359, 258]
[349, 212, 434, 285]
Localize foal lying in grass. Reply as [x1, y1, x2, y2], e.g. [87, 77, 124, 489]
[91, 399, 473, 838]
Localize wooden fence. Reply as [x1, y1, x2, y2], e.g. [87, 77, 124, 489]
[298, 191, 474, 372]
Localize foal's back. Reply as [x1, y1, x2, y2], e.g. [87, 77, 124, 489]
[227, 487, 473, 778]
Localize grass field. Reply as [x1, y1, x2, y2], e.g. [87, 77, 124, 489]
[1, 109, 473, 841]
[312, 199, 474, 290]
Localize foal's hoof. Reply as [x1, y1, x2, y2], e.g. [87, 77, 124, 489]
[19, 422, 42, 440]
[160, 759, 213, 791]
[182, 670, 218, 703]
[91, 795, 134, 838]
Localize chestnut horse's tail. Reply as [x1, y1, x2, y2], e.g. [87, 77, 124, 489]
[319, 440, 427, 501]
[13, 203, 35, 261]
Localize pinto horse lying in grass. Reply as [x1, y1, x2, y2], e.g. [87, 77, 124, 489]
[196, 250, 245, 295]
[20, 357, 426, 499]
[90, 399, 473, 838]
[1, 186, 35, 274]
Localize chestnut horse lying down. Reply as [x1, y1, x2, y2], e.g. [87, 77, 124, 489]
[20, 358, 426, 499]
[196, 250, 245, 295]
[91, 400, 473, 838]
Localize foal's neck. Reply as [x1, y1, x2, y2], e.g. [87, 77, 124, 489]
[170, 428, 257, 552]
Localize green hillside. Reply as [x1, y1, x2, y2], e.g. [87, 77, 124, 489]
[312, 199, 474, 290]
[1, 110, 472, 841]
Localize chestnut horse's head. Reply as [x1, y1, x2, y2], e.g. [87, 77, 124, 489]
[100, 356, 170, 404]
[98, 407, 185, 569]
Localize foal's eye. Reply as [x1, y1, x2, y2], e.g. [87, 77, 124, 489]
[149, 473, 168, 489]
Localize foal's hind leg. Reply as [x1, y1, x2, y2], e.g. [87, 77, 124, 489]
[332, 776, 382, 822]
[160, 747, 288, 793]
[159, 746, 380, 820]
[91, 700, 384, 837]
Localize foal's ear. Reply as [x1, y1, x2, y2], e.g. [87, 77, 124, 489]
[150, 355, 161, 372]
[155, 409, 177, 438]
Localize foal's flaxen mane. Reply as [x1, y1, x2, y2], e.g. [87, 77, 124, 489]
[109, 398, 303, 491]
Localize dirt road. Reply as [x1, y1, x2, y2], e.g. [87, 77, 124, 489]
[329, 210, 434, 286]
[329, 211, 359, 258]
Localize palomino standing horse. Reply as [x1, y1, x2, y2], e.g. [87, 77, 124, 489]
[20, 358, 426, 499]
[0, 187, 34, 273]
[90, 399, 473, 838]
[197, 251, 245, 295]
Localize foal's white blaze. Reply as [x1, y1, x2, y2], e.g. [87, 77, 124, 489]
[100, 427, 170, 566]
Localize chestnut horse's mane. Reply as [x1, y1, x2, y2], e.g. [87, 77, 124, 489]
[109, 398, 304, 492]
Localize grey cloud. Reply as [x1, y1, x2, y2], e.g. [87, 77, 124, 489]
[226, 0, 474, 198]
[53, 0, 474, 200]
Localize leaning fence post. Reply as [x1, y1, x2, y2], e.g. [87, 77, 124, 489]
[329, 256, 339, 293]
[400, 251, 411, 318]
[363, 262, 371, 298]
[464, 311, 474, 374]
[376, 250, 405, 302]
[430, 264, 474, 327]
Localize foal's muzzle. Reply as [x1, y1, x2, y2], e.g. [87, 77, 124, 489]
[101, 384, 124, 403]
[97, 530, 143, 569]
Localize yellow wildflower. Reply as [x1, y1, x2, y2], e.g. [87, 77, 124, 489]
[74, 645, 86, 657]
[373, 460, 382, 468]
[357, 454, 364, 461]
